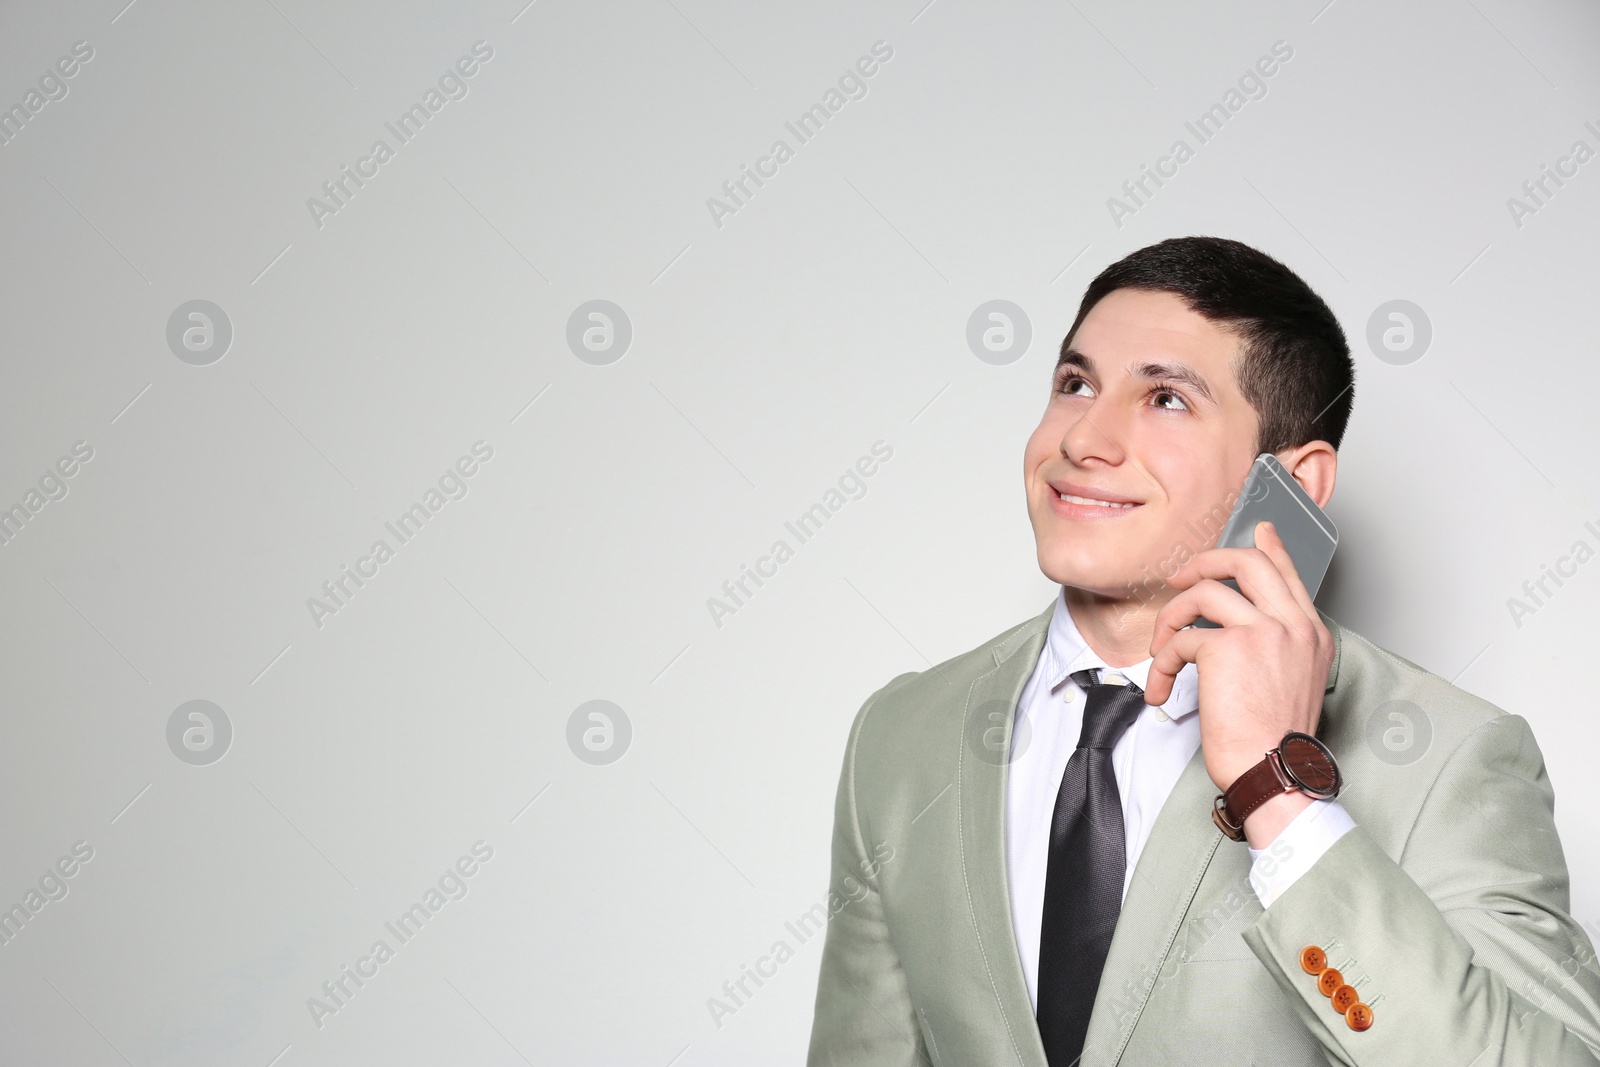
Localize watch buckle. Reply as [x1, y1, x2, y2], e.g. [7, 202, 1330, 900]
[1212, 794, 1246, 842]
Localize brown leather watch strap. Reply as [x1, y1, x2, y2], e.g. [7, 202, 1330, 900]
[1212, 752, 1293, 841]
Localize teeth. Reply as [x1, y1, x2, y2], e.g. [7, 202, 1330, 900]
[1059, 492, 1135, 509]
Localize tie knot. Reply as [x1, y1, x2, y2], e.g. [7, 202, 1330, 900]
[1069, 668, 1147, 749]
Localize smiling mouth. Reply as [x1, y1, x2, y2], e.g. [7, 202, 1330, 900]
[1056, 491, 1138, 510]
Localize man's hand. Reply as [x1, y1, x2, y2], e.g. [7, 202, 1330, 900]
[1142, 520, 1336, 844]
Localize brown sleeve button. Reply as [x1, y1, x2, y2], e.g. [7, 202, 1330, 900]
[1331, 984, 1359, 1013]
[1345, 1002, 1374, 1031]
[1299, 945, 1327, 974]
[1317, 968, 1344, 997]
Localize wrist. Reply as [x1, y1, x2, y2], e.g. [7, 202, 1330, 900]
[1243, 789, 1315, 849]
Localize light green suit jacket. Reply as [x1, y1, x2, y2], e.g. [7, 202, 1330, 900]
[806, 598, 1600, 1066]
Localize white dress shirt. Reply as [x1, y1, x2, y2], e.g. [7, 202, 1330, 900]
[1005, 587, 1355, 1011]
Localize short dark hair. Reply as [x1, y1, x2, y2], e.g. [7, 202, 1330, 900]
[1060, 236, 1355, 454]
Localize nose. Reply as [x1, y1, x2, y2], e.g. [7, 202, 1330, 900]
[1059, 395, 1127, 467]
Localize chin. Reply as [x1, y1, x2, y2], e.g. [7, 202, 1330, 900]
[1036, 546, 1134, 600]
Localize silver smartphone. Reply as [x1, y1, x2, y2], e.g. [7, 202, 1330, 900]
[1193, 452, 1338, 628]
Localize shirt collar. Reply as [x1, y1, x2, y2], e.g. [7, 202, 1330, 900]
[1037, 586, 1201, 720]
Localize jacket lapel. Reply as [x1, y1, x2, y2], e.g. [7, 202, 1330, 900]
[957, 604, 1053, 1067]
[1080, 747, 1224, 1064]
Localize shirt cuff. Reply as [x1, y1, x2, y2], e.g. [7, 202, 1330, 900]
[1247, 798, 1356, 908]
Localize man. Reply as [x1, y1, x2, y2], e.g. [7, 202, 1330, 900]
[806, 237, 1600, 1066]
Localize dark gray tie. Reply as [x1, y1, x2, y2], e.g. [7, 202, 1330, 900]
[1035, 667, 1148, 1066]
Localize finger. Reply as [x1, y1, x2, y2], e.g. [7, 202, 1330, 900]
[1152, 604, 1222, 703]
[1146, 627, 1206, 706]
[1143, 657, 1175, 707]
[1163, 543, 1276, 592]
[1252, 520, 1319, 623]
[1167, 538, 1305, 633]
[1149, 576, 1264, 655]
[1253, 520, 1336, 672]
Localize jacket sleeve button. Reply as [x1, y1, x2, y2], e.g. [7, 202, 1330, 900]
[1331, 984, 1358, 1013]
[1318, 967, 1344, 997]
[1299, 945, 1327, 974]
[1345, 1002, 1374, 1031]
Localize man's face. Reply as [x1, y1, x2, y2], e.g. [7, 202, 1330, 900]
[1023, 288, 1263, 602]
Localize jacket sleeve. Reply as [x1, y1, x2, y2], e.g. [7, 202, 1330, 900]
[806, 682, 931, 1067]
[1241, 713, 1600, 1066]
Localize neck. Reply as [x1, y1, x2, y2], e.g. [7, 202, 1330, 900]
[1061, 584, 1173, 668]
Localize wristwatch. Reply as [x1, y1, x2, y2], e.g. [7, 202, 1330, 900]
[1212, 731, 1342, 842]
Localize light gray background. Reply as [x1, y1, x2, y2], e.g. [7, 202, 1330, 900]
[2, 0, 1598, 1063]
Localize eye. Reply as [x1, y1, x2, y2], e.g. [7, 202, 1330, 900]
[1055, 371, 1095, 398]
[1151, 386, 1189, 411]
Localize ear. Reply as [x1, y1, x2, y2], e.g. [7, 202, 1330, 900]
[1275, 441, 1337, 510]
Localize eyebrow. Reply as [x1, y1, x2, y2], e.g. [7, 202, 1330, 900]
[1055, 347, 1218, 407]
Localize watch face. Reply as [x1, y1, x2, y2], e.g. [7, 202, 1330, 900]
[1280, 732, 1341, 797]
